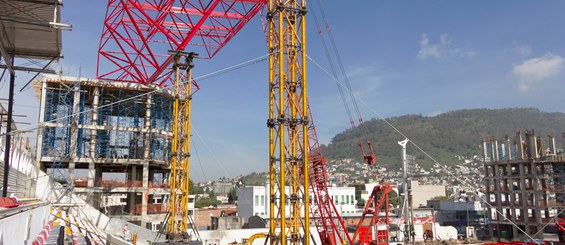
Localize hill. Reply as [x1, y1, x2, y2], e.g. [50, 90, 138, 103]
[320, 108, 565, 170]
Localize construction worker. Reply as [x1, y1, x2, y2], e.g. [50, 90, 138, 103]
[122, 223, 128, 238]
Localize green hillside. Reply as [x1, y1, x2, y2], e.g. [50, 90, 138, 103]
[320, 108, 565, 170]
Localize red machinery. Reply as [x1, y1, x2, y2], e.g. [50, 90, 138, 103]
[97, 1, 390, 243]
[353, 184, 392, 245]
[97, 0, 267, 86]
[557, 218, 565, 242]
[306, 110, 351, 244]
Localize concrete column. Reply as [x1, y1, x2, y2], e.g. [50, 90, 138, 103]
[494, 139, 499, 161]
[506, 137, 512, 160]
[131, 165, 137, 183]
[548, 135, 556, 155]
[525, 130, 538, 159]
[142, 162, 149, 217]
[87, 161, 95, 187]
[94, 167, 102, 182]
[68, 82, 81, 186]
[35, 81, 47, 171]
[483, 139, 488, 162]
[143, 94, 152, 159]
[90, 87, 99, 158]
[516, 131, 524, 160]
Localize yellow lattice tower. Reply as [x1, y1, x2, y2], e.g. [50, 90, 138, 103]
[267, 1, 310, 244]
[167, 52, 198, 241]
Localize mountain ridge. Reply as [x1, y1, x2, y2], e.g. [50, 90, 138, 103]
[320, 108, 565, 170]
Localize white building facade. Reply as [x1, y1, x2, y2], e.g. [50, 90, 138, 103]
[237, 184, 356, 222]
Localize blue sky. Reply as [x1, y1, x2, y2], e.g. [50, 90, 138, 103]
[2, 1, 565, 181]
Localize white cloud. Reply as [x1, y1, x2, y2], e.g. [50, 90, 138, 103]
[417, 33, 475, 60]
[343, 64, 382, 99]
[511, 53, 565, 93]
[513, 42, 532, 56]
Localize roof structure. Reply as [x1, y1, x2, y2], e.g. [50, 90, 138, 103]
[0, 0, 67, 75]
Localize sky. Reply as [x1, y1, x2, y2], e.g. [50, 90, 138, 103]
[2, 1, 565, 181]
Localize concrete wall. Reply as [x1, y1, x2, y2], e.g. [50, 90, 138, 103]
[394, 223, 457, 242]
[0, 203, 51, 245]
[236, 187, 255, 222]
[412, 181, 446, 208]
[237, 185, 357, 222]
[327, 186, 357, 214]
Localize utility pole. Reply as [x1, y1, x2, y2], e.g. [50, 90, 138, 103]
[2, 55, 15, 197]
[399, 139, 413, 244]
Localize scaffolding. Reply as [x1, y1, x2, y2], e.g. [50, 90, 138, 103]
[36, 75, 175, 227]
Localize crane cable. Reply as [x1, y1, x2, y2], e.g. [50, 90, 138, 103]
[313, 0, 363, 124]
[309, 3, 354, 128]
[310, 0, 376, 164]
[0, 55, 269, 137]
[308, 55, 554, 244]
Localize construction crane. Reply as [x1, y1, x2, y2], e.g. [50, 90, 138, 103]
[98, 0, 391, 244]
[97, 0, 266, 242]
[264, 1, 389, 244]
[265, 0, 311, 243]
[309, 0, 376, 166]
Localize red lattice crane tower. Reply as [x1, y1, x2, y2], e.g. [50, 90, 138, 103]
[97, 0, 266, 86]
[97, 1, 389, 243]
[96, 0, 267, 241]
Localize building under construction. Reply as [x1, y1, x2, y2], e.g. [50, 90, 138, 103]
[35, 74, 175, 229]
[483, 130, 565, 240]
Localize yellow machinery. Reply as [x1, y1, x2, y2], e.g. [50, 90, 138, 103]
[167, 51, 198, 241]
[267, 0, 310, 244]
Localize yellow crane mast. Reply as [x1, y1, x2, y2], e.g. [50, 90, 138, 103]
[267, 0, 310, 244]
[167, 51, 198, 241]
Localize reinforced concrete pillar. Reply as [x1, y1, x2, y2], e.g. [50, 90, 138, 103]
[483, 139, 488, 162]
[87, 161, 95, 187]
[90, 87, 99, 158]
[516, 131, 524, 160]
[506, 136, 512, 160]
[131, 165, 137, 183]
[549, 135, 556, 155]
[143, 94, 152, 160]
[35, 80, 47, 172]
[142, 162, 149, 216]
[525, 130, 538, 159]
[493, 139, 499, 161]
[68, 82, 81, 186]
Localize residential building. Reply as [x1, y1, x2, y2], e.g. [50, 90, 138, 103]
[236, 184, 356, 222]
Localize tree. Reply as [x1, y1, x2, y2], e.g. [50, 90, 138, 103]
[195, 197, 221, 208]
[388, 190, 401, 207]
[228, 187, 237, 204]
[189, 180, 204, 194]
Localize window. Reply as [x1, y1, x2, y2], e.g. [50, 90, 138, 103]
[351, 195, 354, 205]
[346, 195, 350, 204]
[261, 195, 265, 206]
[255, 195, 259, 206]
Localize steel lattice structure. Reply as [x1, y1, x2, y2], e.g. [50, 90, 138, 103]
[97, 0, 267, 86]
[267, 0, 310, 244]
[306, 113, 351, 244]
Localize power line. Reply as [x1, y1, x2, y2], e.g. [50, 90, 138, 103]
[308, 54, 545, 242]
[0, 54, 269, 138]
